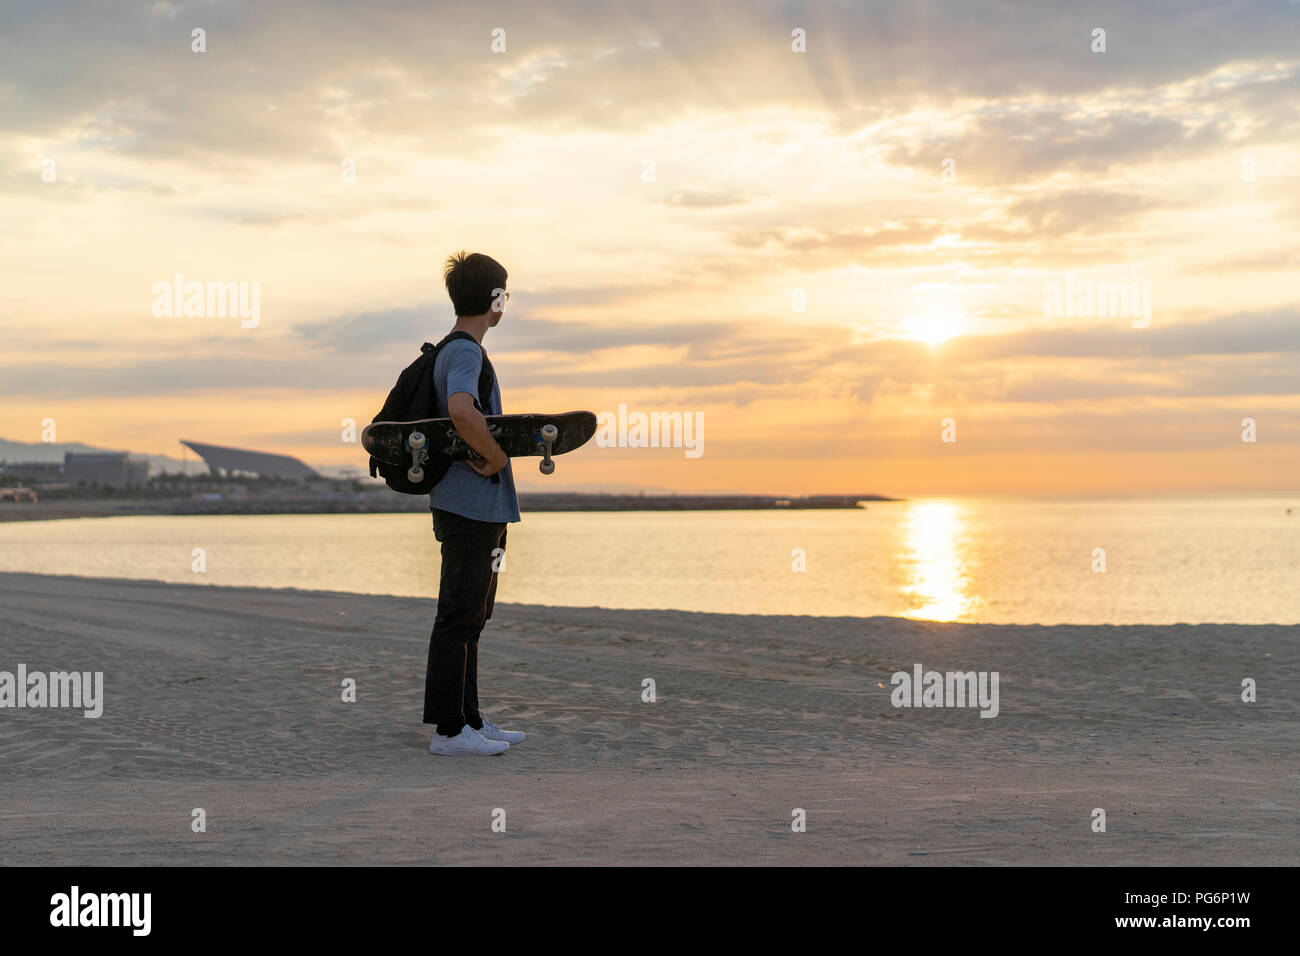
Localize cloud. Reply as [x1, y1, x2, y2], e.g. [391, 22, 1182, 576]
[660, 190, 752, 209]
[1001, 191, 1167, 236]
[3, 0, 1297, 168]
[294, 305, 443, 353]
[230, 197, 439, 228]
[948, 309, 1300, 361]
[730, 222, 943, 255]
[1196, 248, 1300, 275]
[294, 307, 779, 358]
[883, 110, 1226, 186]
[8, 308, 1298, 404]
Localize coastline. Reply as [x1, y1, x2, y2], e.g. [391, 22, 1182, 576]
[0, 493, 897, 523]
[0, 571, 1294, 865]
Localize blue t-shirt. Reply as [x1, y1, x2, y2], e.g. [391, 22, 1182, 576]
[429, 339, 521, 524]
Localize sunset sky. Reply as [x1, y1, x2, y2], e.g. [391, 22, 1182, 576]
[2, 0, 1298, 495]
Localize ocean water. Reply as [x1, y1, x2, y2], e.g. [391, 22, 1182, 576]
[0, 497, 1296, 625]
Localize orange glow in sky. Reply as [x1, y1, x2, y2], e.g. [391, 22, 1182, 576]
[2, 6, 1298, 495]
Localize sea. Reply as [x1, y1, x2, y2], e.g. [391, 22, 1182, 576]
[0, 496, 1296, 625]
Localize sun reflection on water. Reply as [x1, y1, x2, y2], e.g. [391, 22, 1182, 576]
[899, 500, 978, 621]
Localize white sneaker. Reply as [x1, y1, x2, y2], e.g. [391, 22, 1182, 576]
[428, 726, 509, 756]
[478, 718, 525, 745]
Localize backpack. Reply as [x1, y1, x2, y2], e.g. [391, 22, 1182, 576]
[368, 331, 496, 494]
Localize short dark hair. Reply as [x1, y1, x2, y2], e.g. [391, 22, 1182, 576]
[442, 250, 508, 317]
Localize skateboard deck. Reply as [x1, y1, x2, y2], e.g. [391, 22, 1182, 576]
[363, 410, 597, 479]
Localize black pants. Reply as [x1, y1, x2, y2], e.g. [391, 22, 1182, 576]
[423, 509, 507, 736]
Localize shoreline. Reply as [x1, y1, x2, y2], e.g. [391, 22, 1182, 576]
[0, 493, 899, 523]
[2, 569, 1298, 628]
[0, 571, 1294, 865]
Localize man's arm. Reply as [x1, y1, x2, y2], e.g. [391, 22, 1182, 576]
[448, 391, 508, 477]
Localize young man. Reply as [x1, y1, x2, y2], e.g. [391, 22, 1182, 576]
[423, 251, 524, 756]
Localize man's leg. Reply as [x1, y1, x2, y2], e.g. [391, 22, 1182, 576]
[463, 525, 506, 731]
[423, 511, 504, 736]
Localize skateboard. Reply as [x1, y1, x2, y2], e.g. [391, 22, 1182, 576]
[362, 410, 598, 481]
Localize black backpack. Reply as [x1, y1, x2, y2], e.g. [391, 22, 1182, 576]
[368, 331, 496, 494]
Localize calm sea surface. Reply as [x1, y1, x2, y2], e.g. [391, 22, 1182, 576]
[0, 497, 1296, 624]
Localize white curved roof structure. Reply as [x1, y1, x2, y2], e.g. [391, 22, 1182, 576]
[181, 440, 318, 479]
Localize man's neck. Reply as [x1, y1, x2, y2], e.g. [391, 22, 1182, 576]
[451, 314, 491, 343]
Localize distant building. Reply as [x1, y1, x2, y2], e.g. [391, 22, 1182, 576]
[0, 461, 63, 483]
[64, 452, 149, 489]
[180, 440, 317, 480]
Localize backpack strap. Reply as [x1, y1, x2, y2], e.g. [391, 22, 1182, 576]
[427, 331, 494, 413]
[475, 350, 495, 413]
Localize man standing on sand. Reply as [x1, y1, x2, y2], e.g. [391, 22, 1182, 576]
[423, 251, 525, 756]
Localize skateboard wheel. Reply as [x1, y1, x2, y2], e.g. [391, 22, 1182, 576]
[408, 467, 424, 482]
[409, 431, 426, 450]
[541, 424, 558, 441]
[539, 459, 555, 475]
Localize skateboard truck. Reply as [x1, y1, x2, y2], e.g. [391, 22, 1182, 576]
[407, 431, 427, 482]
[538, 423, 558, 475]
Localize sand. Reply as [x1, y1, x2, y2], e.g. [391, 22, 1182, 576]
[0, 571, 1294, 865]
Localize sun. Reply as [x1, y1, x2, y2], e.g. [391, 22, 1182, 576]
[903, 311, 964, 345]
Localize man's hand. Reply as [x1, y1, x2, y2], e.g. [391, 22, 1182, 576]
[448, 391, 510, 478]
[467, 450, 509, 477]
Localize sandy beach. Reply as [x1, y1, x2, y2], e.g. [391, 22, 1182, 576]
[0, 571, 1294, 865]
